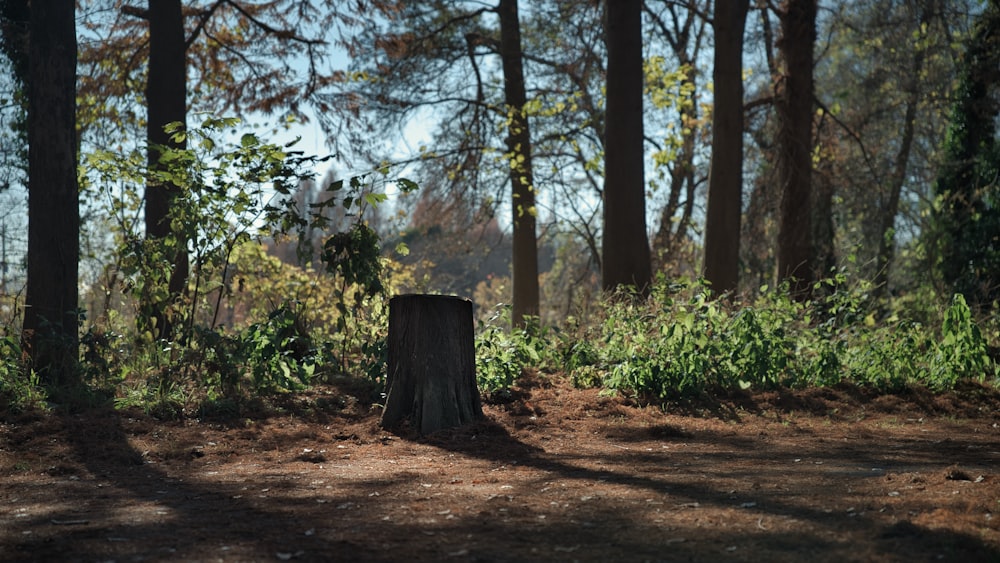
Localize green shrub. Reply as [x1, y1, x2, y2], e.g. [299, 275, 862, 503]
[928, 293, 993, 389]
[474, 276, 998, 401]
[241, 303, 317, 392]
[475, 306, 555, 392]
[721, 307, 793, 389]
[0, 335, 46, 412]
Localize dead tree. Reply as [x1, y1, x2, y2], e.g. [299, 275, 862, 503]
[381, 294, 483, 435]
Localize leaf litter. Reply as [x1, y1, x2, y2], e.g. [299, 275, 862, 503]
[1, 377, 999, 561]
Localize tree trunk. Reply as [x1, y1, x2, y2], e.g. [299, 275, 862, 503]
[703, 0, 749, 295]
[872, 42, 923, 299]
[775, 0, 817, 297]
[812, 154, 836, 283]
[144, 0, 188, 339]
[602, 0, 652, 294]
[23, 0, 79, 386]
[381, 295, 483, 436]
[498, 0, 540, 326]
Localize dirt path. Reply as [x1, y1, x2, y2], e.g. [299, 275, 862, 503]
[2, 378, 999, 562]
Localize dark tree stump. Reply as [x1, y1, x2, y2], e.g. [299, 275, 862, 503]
[380, 294, 483, 435]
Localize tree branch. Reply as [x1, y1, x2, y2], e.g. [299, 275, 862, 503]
[222, 0, 327, 45]
[185, 0, 226, 49]
[744, 94, 774, 112]
[814, 96, 880, 182]
[121, 4, 148, 19]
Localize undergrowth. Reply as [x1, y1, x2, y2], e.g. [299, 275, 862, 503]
[475, 276, 998, 400]
[2, 273, 997, 416]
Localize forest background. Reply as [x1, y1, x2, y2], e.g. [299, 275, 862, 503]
[1, 0, 999, 413]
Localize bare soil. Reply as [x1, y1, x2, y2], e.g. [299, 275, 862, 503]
[2, 374, 1000, 562]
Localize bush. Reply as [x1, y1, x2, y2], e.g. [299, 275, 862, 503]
[475, 306, 556, 392]
[0, 335, 46, 413]
[472, 276, 997, 401]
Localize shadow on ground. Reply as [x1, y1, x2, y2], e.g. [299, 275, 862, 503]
[2, 380, 999, 562]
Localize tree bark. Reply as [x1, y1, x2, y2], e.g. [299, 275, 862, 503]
[381, 295, 483, 436]
[602, 0, 652, 294]
[775, 0, 817, 297]
[144, 0, 188, 339]
[812, 152, 836, 283]
[703, 0, 749, 295]
[498, 0, 540, 326]
[23, 0, 79, 386]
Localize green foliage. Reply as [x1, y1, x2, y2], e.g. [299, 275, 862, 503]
[722, 307, 793, 389]
[589, 282, 787, 398]
[240, 304, 317, 392]
[323, 222, 385, 337]
[323, 223, 384, 297]
[644, 59, 697, 170]
[472, 276, 997, 400]
[114, 375, 187, 420]
[930, 294, 991, 390]
[928, 4, 1000, 310]
[87, 115, 319, 342]
[0, 335, 46, 413]
[82, 116, 419, 410]
[475, 305, 555, 392]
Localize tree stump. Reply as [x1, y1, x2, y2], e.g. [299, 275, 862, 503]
[380, 294, 483, 435]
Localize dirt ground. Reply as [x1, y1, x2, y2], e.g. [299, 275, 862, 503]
[2, 374, 1000, 563]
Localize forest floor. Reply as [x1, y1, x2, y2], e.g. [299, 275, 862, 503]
[2, 373, 1000, 562]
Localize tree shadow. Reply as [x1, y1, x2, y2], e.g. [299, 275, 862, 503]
[2, 401, 998, 562]
[411, 411, 1000, 561]
[6, 408, 398, 562]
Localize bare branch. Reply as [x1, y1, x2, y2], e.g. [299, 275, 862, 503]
[121, 4, 148, 19]
[814, 96, 880, 183]
[744, 94, 774, 112]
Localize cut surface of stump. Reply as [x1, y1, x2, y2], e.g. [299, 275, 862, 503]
[380, 294, 483, 435]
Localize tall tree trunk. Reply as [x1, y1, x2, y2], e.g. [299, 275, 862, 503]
[23, 0, 79, 386]
[812, 151, 836, 282]
[145, 0, 188, 339]
[703, 0, 749, 295]
[498, 0, 540, 326]
[775, 0, 817, 297]
[873, 90, 918, 295]
[602, 0, 652, 294]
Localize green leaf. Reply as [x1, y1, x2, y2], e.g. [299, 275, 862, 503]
[364, 192, 388, 207]
[396, 178, 419, 194]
